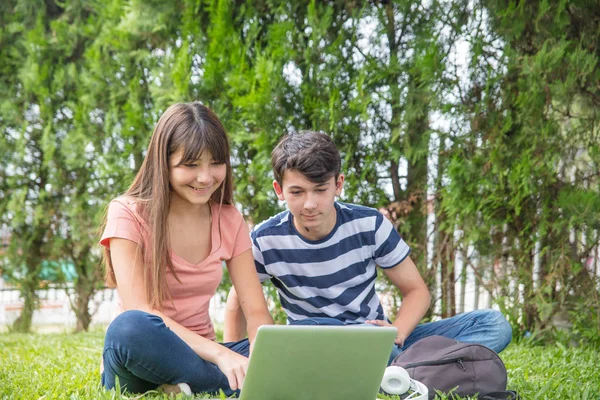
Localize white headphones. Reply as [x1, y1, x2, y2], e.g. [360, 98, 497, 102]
[381, 366, 428, 399]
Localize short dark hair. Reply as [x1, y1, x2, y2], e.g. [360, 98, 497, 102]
[271, 130, 341, 185]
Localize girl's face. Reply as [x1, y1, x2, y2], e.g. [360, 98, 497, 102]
[168, 148, 227, 206]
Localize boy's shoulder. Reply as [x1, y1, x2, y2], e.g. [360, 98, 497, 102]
[251, 209, 292, 238]
[336, 202, 384, 225]
[336, 201, 380, 215]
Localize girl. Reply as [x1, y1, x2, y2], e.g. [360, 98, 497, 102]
[99, 102, 273, 396]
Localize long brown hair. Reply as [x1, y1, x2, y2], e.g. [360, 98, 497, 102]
[102, 102, 233, 309]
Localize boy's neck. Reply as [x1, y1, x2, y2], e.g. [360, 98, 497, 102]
[292, 207, 338, 241]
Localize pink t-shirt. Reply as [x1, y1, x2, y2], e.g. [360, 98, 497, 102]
[100, 196, 251, 341]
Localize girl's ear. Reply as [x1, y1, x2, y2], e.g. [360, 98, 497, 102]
[273, 180, 285, 201]
[335, 174, 345, 197]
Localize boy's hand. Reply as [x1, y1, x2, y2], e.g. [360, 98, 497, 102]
[365, 319, 406, 347]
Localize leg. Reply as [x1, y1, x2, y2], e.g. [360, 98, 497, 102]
[289, 317, 403, 366]
[102, 310, 247, 396]
[289, 317, 346, 326]
[387, 345, 402, 366]
[401, 309, 512, 353]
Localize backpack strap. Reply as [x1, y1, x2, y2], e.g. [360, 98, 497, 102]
[478, 390, 520, 400]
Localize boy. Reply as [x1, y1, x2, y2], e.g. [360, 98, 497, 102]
[225, 131, 512, 360]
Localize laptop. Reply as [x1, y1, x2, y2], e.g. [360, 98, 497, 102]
[238, 324, 397, 400]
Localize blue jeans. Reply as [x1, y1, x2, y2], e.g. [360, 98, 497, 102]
[101, 310, 248, 396]
[292, 309, 512, 365]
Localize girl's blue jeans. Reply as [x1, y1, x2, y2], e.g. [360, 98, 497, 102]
[101, 310, 248, 396]
[101, 309, 511, 395]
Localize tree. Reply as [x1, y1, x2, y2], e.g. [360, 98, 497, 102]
[442, 0, 600, 335]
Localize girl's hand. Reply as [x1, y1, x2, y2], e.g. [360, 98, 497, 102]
[215, 348, 249, 391]
[365, 319, 406, 347]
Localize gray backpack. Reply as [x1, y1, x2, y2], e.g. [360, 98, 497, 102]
[390, 335, 518, 399]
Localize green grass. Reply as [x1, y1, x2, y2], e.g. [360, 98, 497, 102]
[1, 331, 599, 399]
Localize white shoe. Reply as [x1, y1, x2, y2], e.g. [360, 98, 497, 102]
[159, 382, 192, 396]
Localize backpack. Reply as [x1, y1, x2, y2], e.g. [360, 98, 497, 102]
[389, 335, 518, 399]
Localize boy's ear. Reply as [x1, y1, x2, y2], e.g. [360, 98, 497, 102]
[273, 180, 285, 201]
[335, 174, 345, 196]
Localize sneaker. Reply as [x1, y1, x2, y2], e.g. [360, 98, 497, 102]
[159, 382, 192, 396]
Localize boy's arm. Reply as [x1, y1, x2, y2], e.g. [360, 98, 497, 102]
[224, 287, 248, 342]
[226, 249, 273, 346]
[224, 229, 272, 343]
[367, 256, 431, 346]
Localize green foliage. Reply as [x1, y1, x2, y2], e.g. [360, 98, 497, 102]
[1, 0, 599, 340]
[439, 0, 600, 334]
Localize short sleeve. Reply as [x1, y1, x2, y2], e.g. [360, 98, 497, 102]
[99, 199, 144, 249]
[230, 214, 253, 259]
[373, 213, 411, 268]
[251, 231, 271, 283]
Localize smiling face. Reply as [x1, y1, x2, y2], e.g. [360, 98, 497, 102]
[169, 149, 227, 207]
[274, 169, 344, 240]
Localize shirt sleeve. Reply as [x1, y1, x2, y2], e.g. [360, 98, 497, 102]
[373, 212, 411, 268]
[99, 199, 144, 249]
[251, 229, 271, 283]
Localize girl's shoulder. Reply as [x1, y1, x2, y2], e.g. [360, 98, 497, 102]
[110, 195, 138, 210]
[212, 203, 246, 226]
[213, 202, 242, 218]
[108, 195, 145, 221]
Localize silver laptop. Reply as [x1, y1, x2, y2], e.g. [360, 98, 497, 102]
[238, 325, 397, 400]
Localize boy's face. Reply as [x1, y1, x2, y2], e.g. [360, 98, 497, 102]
[274, 170, 344, 240]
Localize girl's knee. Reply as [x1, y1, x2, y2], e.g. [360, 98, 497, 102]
[105, 310, 162, 346]
[103, 310, 164, 381]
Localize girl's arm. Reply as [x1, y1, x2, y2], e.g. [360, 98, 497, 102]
[224, 287, 248, 342]
[109, 238, 248, 390]
[226, 248, 273, 346]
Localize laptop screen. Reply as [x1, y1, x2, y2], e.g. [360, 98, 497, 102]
[240, 325, 397, 400]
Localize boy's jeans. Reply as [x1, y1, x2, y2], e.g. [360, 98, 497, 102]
[102, 309, 511, 394]
[101, 310, 247, 396]
[293, 309, 512, 365]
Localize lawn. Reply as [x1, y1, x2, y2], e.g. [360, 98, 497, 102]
[0, 329, 598, 399]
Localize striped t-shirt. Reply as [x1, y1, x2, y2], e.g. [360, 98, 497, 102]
[252, 202, 411, 324]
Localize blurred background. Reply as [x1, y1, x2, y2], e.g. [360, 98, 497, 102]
[0, 0, 598, 345]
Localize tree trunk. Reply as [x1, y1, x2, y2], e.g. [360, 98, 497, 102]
[73, 279, 94, 332]
[13, 279, 38, 333]
[522, 246, 537, 332]
[404, 68, 430, 271]
[390, 159, 402, 201]
[13, 227, 45, 333]
[459, 246, 468, 314]
[439, 227, 456, 318]
[473, 255, 480, 310]
[70, 247, 101, 332]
